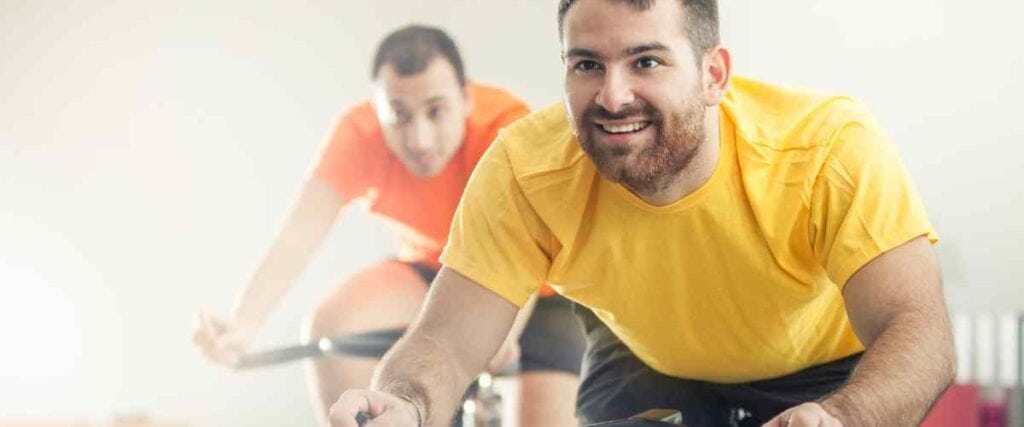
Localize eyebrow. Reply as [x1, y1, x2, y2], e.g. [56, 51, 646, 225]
[623, 42, 671, 57]
[566, 42, 672, 61]
[389, 95, 448, 109]
[424, 96, 448, 105]
[566, 47, 600, 59]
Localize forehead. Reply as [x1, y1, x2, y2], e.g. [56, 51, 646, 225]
[563, 0, 689, 54]
[374, 56, 462, 106]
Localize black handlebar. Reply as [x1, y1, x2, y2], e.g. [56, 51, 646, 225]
[234, 328, 405, 370]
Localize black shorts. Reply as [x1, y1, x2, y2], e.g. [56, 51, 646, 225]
[406, 262, 584, 375]
[573, 304, 862, 427]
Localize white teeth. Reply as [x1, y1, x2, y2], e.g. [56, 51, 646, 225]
[601, 122, 647, 134]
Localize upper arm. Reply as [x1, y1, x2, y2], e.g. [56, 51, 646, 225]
[410, 267, 519, 376]
[808, 117, 937, 287]
[289, 177, 347, 227]
[805, 110, 945, 347]
[440, 138, 554, 306]
[842, 236, 945, 347]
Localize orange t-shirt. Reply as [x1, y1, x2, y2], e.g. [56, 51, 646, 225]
[313, 82, 530, 271]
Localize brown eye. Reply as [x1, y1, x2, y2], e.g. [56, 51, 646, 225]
[635, 57, 662, 69]
[574, 60, 602, 74]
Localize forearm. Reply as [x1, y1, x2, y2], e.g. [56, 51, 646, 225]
[371, 329, 480, 427]
[821, 310, 955, 426]
[232, 234, 324, 324]
[231, 178, 343, 325]
[506, 293, 538, 340]
[369, 267, 518, 426]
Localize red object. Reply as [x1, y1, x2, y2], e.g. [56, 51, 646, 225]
[978, 388, 1010, 427]
[921, 384, 980, 427]
[979, 402, 1007, 427]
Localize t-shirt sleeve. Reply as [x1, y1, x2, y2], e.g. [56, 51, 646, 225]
[809, 118, 938, 288]
[311, 111, 375, 202]
[440, 135, 554, 307]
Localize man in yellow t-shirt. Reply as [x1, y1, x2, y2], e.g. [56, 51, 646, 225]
[329, 2, 955, 427]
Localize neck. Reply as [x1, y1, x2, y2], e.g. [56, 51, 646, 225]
[636, 109, 721, 207]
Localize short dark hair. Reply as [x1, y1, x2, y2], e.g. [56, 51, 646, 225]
[371, 25, 466, 86]
[557, 0, 720, 56]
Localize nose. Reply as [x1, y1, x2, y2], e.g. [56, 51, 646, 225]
[594, 69, 636, 114]
[405, 116, 434, 154]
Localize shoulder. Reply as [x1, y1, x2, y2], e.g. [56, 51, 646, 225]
[723, 75, 874, 154]
[331, 99, 382, 141]
[468, 82, 531, 124]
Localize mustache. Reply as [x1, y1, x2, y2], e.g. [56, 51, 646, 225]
[582, 102, 660, 122]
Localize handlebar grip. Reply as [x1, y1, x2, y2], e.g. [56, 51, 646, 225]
[234, 342, 323, 369]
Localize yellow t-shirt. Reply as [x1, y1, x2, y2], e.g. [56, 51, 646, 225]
[440, 76, 938, 383]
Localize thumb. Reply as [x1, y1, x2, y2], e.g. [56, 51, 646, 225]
[331, 391, 376, 427]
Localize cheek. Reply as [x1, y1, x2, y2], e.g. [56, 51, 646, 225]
[442, 120, 464, 148]
[381, 127, 404, 151]
[564, 96, 591, 130]
[564, 79, 594, 114]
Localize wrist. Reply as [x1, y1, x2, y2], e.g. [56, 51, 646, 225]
[393, 393, 424, 427]
[818, 393, 851, 424]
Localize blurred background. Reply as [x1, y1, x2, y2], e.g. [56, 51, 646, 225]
[1, 0, 1022, 426]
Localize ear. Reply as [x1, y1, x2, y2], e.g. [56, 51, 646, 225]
[702, 45, 732, 106]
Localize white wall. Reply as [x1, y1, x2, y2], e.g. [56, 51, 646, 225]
[1, 1, 1021, 425]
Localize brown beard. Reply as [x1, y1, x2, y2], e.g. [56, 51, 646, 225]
[577, 98, 706, 197]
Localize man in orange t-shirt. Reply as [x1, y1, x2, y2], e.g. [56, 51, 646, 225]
[193, 25, 583, 426]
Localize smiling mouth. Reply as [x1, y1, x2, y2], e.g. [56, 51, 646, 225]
[597, 121, 651, 134]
